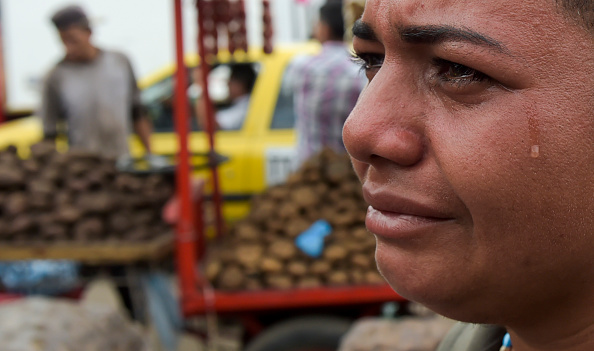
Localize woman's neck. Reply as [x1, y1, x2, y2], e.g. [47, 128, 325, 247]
[507, 299, 594, 351]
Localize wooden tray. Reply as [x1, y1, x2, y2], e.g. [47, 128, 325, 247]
[0, 235, 173, 264]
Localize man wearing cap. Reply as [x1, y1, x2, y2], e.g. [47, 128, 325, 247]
[40, 5, 152, 159]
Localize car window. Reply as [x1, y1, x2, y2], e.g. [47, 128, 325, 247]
[270, 66, 296, 130]
[141, 63, 259, 133]
[141, 71, 197, 133]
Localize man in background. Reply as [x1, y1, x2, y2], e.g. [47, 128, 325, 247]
[193, 63, 257, 131]
[0, 4, 155, 311]
[288, 0, 366, 164]
[40, 5, 152, 158]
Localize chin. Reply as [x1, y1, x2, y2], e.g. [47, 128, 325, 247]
[375, 241, 497, 324]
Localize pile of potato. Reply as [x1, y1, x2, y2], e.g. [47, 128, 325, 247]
[0, 143, 173, 244]
[205, 149, 384, 291]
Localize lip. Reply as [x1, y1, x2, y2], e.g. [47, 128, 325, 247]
[363, 186, 456, 240]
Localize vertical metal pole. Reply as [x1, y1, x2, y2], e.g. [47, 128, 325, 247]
[196, 0, 225, 238]
[173, 0, 197, 304]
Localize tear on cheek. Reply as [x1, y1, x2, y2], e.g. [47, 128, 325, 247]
[530, 145, 540, 158]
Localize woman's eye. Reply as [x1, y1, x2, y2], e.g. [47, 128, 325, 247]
[434, 59, 488, 85]
[351, 52, 384, 74]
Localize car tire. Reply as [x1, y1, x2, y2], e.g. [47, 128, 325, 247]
[243, 316, 352, 351]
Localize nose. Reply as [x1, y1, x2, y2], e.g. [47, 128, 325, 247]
[343, 69, 425, 168]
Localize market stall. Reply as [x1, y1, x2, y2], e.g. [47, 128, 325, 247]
[171, 1, 405, 350]
[0, 1, 405, 350]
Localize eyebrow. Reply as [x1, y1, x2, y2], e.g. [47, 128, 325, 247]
[352, 20, 508, 54]
[352, 20, 378, 41]
[400, 25, 507, 53]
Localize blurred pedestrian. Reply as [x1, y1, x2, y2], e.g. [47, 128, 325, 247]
[6, 4, 155, 314]
[287, 0, 366, 164]
[40, 5, 152, 159]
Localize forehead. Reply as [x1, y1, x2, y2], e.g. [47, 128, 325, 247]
[361, 0, 572, 44]
[359, 0, 594, 79]
[364, 0, 547, 21]
[59, 26, 88, 37]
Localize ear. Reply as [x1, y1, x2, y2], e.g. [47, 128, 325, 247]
[314, 21, 331, 42]
[83, 28, 93, 42]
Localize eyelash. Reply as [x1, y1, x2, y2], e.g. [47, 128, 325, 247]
[350, 51, 384, 73]
[432, 58, 488, 86]
[351, 52, 490, 87]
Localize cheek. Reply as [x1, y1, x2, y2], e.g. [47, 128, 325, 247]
[429, 99, 538, 249]
[432, 100, 529, 194]
[229, 82, 241, 95]
[432, 92, 594, 250]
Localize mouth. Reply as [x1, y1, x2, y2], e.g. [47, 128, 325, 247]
[363, 187, 456, 241]
[366, 206, 454, 240]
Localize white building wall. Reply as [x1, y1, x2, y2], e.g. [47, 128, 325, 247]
[2, 0, 324, 111]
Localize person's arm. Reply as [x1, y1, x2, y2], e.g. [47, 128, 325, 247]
[191, 68, 221, 131]
[39, 71, 63, 141]
[194, 95, 220, 131]
[132, 111, 152, 153]
[126, 55, 152, 153]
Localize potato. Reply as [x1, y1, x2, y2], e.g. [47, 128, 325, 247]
[259, 257, 283, 273]
[268, 240, 296, 260]
[364, 271, 386, 285]
[266, 274, 293, 289]
[328, 271, 350, 285]
[76, 192, 113, 213]
[73, 217, 104, 241]
[287, 261, 308, 277]
[4, 192, 28, 216]
[234, 222, 261, 241]
[236, 244, 264, 268]
[310, 261, 332, 276]
[351, 253, 373, 269]
[218, 265, 245, 290]
[205, 260, 222, 281]
[0, 168, 25, 188]
[285, 218, 312, 238]
[297, 276, 323, 289]
[290, 186, 319, 208]
[323, 245, 348, 262]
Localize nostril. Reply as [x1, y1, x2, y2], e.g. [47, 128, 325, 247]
[347, 126, 425, 168]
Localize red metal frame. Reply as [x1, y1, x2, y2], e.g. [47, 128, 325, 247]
[173, 0, 198, 302]
[196, 0, 225, 239]
[182, 284, 405, 316]
[0, 293, 21, 304]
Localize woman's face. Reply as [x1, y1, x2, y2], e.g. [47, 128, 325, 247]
[344, 0, 594, 325]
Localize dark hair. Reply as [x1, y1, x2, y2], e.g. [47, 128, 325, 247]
[557, 0, 594, 31]
[51, 5, 90, 31]
[230, 64, 257, 93]
[320, 1, 345, 40]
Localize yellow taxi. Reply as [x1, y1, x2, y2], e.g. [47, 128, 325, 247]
[0, 42, 321, 221]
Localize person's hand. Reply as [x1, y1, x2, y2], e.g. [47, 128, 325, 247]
[191, 67, 202, 84]
[187, 83, 203, 100]
[145, 153, 170, 169]
[115, 154, 134, 171]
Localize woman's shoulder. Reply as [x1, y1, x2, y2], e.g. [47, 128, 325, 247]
[436, 323, 507, 351]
